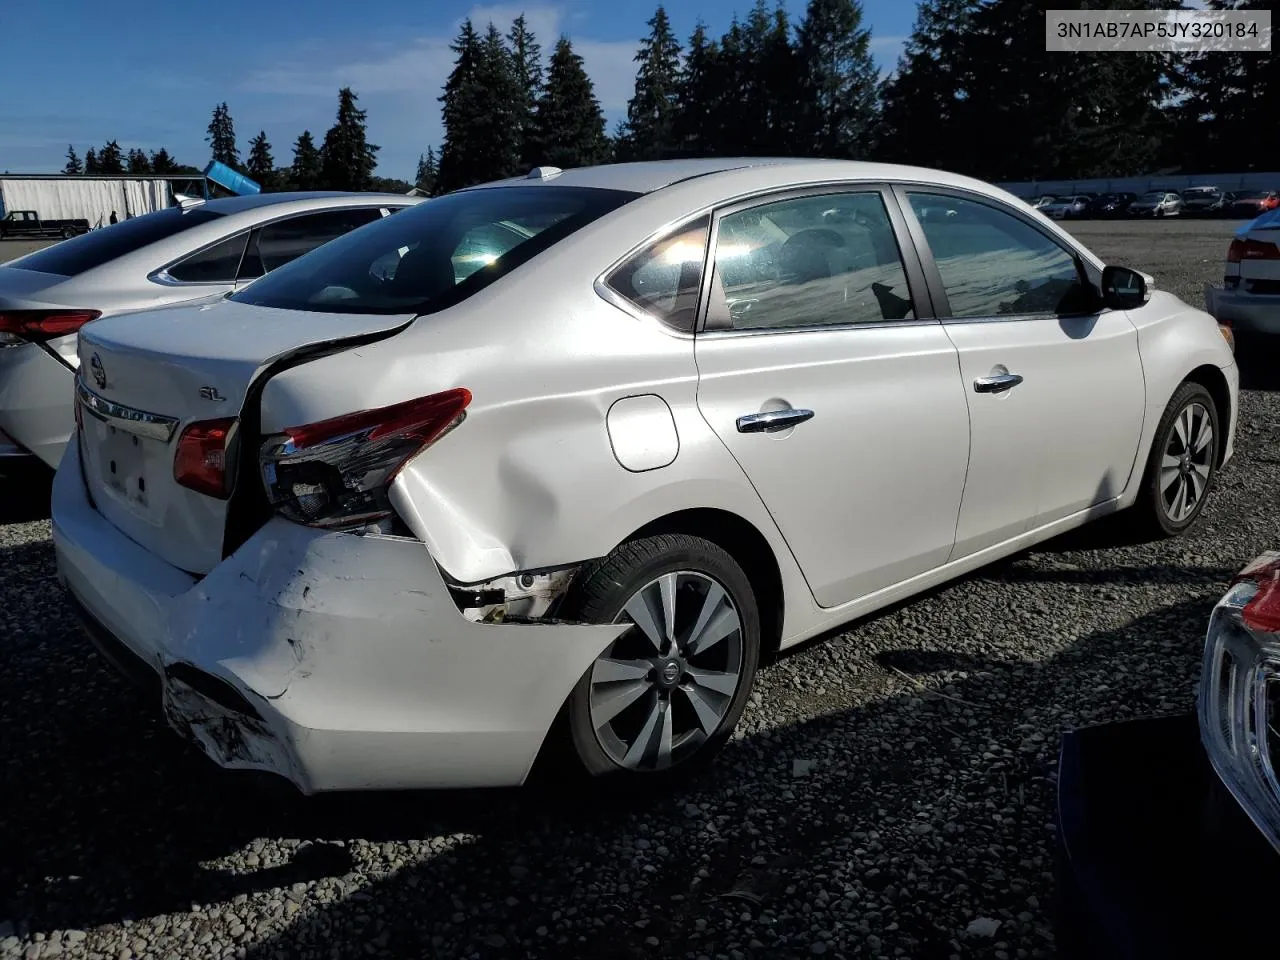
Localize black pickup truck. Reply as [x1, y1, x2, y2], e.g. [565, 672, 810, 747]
[0, 209, 91, 240]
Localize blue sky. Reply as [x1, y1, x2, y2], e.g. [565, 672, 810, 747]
[0, 0, 918, 182]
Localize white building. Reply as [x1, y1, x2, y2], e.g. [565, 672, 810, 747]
[0, 173, 208, 229]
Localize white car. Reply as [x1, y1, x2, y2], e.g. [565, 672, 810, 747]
[52, 158, 1239, 794]
[1205, 208, 1280, 341]
[0, 192, 420, 469]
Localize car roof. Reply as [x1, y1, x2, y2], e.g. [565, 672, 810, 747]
[198, 191, 415, 216]
[465, 157, 1013, 200]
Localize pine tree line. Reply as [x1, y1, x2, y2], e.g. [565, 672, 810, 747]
[55, 0, 1280, 193]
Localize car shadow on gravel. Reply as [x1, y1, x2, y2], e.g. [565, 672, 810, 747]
[0, 461, 52, 523]
[0, 535, 1232, 959]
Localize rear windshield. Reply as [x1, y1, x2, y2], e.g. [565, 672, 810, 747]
[1236, 191, 1268, 200]
[10, 207, 223, 277]
[230, 185, 639, 315]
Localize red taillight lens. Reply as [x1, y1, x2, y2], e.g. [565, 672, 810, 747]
[259, 388, 471, 530]
[0, 309, 100, 343]
[1235, 554, 1280, 635]
[174, 418, 238, 500]
[1227, 238, 1280, 263]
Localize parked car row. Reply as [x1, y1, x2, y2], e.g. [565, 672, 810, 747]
[1024, 187, 1280, 220]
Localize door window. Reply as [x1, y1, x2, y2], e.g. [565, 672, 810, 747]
[705, 192, 916, 332]
[238, 208, 385, 280]
[906, 192, 1092, 318]
[166, 232, 249, 283]
[605, 216, 711, 333]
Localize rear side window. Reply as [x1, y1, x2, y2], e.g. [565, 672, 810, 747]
[230, 186, 638, 315]
[9, 208, 223, 277]
[605, 217, 710, 333]
[166, 232, 249, 283]
[238, 208, 386, 280]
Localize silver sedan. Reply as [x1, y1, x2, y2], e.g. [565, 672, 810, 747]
[0, 191, 420, 467]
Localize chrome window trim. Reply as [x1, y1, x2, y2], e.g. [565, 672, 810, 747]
[76, 377, 179, 443]
[698, 317, 939, 341]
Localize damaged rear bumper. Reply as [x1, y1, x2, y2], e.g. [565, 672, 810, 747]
[52, 442, 627, 794]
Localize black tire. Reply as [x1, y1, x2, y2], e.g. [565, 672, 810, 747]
[1130, 381, 1220, 538]
[558, 533, 761, 781]
[61, 228, 72, 239]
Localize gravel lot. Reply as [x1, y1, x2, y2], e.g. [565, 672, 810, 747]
[2, 218, 1277, 960]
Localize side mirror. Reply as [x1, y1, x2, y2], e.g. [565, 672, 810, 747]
[1101, 265, 1149, 310]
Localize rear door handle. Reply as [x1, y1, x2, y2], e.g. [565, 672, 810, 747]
[736, 409, 815, 433]
[973, 373, 1024, 394]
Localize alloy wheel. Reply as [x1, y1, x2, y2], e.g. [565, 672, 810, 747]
[588, 571, 744, 771]
[1160, 401, 1214, 523]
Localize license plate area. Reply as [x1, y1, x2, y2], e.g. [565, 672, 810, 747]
[81, 414, 163, 519]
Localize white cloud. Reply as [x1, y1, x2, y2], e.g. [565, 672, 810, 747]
[241, 3, 636, 106]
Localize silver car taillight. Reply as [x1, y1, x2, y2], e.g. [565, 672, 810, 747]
[1199, 553, 1280, 853]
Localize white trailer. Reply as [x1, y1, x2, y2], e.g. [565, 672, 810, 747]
[0, 175, 178, 230]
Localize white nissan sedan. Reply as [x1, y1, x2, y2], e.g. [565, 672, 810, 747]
[52, 158, 1239, 793]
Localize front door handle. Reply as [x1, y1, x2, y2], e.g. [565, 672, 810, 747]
[736, 409, 815, 433]
[973, 373, 1024, 394]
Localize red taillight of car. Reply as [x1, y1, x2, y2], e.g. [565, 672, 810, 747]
[1227, 238, 1280, 263]
[258, 388, 472, 530]
[174, 418, 239, 499]
[1234, 554, 1280, 634]
[0, 309, 101, 344]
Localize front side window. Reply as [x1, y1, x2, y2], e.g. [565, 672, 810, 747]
[605, 216, 710, 333]
[166, 232, 249, 283]
[704, 192, 916, 332]
[230, 186, 638, 316]
[906, 192, 1090, 318]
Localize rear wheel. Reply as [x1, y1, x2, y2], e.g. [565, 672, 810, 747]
[1131, 382, 1220, 538]
[559, 534, 760, 781]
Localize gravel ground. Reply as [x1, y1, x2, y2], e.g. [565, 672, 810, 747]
[2, 218, 1278, 960]
[0, 239, 55, 263]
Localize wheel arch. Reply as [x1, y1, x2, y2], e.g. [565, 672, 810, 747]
[622, 507, 786, 662]
[1182, 363, 1232, 467]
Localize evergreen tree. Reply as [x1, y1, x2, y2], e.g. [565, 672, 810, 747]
[246, 131, 276, 189]
[83, 148, 99, 174]
[289, 131, 322, 191]
[794, 0, 881, 159]
[760, 3, 801, 155]
[532, 36, 610, 169]
[319, 88, 380, 190]
[1172, 0, 1278, 172]
[879, 0, 980, 168]
[618, 5, 683, 160]
[149, 148, 177, 174]
[438, 20, 486, 192]
[956, 0, 1170, 180]
[127, 149, 151, 174]
[508, 15, 545, 168]
[64, 145, 83, 175]
[206, 102, 240, 168]
[415, 147, 439, 194]
[438, 20, 522, 191]
[97, 140, 125, 174]
[673, 22, 721, 156]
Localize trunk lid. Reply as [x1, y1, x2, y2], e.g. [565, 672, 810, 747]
[75, 297, 413, 575]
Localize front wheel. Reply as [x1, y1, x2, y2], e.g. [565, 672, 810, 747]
[559, 534, 761, 781]
[1131, 382, 1220, 538]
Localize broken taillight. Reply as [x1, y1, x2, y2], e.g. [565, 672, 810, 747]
[0, 309, 101, 345]
[1227, 238, 1280, 263]
[258, 388, 471, 531]
[174, 418, 239, 499]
